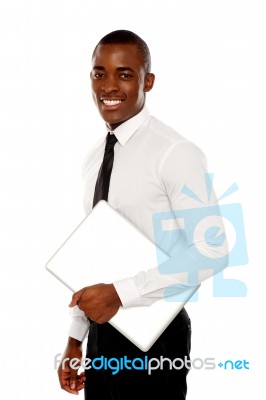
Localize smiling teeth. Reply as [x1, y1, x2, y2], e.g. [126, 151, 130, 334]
[102, 100, 122, 105]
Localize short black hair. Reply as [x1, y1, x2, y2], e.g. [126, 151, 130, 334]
[92, 30, 151, 74]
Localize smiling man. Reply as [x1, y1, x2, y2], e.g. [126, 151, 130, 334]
[57, 30, 227, 399]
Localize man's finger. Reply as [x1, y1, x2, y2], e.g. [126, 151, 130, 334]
[69, 288, 85, 307]
[69, 362, 80, 391]
[75, 373, 86, 391]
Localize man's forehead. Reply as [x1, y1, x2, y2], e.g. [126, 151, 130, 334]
[92, 43, 142, 66]
[94, 42, 139, 53]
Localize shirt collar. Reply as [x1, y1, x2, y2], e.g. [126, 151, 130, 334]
[107, 106, 150, 146]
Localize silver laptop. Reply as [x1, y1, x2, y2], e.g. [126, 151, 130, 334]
[45, 200, 198, 352]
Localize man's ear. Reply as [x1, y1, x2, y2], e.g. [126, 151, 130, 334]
[144, 73, 155, 92]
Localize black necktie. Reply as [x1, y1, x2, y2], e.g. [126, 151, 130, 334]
[92, 132, 118, 208]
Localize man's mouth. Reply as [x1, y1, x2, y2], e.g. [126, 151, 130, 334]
[101, 99, 123, 106]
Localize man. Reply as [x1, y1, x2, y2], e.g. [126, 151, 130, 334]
[58, 30, 228, 399]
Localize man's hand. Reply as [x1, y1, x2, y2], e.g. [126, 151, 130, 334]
[58, 337, 86, 395]
[69, 283, 122, 324]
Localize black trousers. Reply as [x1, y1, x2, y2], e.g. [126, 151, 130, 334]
[85, 308, 191, 400]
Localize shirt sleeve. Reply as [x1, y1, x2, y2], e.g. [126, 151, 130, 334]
[68, 305, 90, 342]
[113, 140, 229, 307]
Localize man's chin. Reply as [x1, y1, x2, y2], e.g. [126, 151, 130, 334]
[101, 113, 126, 130]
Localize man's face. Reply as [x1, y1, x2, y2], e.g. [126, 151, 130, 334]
[91, 44, 154, 130]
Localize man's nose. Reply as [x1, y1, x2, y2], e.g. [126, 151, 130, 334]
[101, 76, 119, 92]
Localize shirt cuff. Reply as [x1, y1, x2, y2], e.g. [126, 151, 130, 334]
[68, 305, 90, 342]
[113, 277, 142, 308]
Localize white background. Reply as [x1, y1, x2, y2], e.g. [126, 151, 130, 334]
[0, 0, 265, 398]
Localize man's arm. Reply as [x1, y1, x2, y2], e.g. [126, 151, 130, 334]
[113, 141, 229, 307]
[57, 307, 90, 393]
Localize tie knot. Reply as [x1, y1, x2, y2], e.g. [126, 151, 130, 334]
[105, 132, 118, 150]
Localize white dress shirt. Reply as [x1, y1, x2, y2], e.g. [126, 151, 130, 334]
[68, 106, 228, 341]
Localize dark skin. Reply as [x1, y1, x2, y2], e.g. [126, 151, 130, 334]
[58, 43, 155, 394]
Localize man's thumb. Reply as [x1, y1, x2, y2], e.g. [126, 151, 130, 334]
[68, 298, 77, 308]
[69, 289, 84, 307]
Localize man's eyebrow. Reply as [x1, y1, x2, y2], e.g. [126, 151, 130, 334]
[92, 66, 105, 71]
[116, 67, 134, 72]
[91, 66, 135, 72]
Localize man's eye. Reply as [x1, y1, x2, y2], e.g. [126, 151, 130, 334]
[120, 73, 132, 79]
[94, 73, 103, 79]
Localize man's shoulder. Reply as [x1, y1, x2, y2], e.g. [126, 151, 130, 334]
[84, 135, 105, 157]
[82, 136, 105, 171]
[146, 115, 192, 146]
[146, 114, 206, 159]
